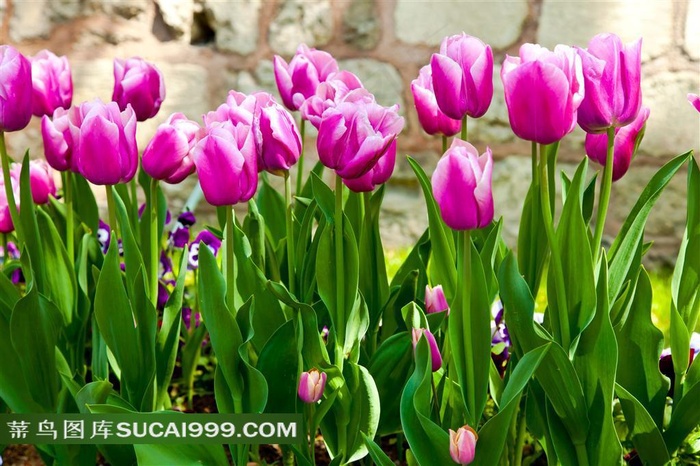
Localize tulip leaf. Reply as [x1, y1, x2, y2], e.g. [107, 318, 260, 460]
[17, 154, 46, 290]
[113, 189, 147, 299]
[664, 375, 700, 453]
[0, 266, 20, 320]
[362, 433, 396, 466]
[517, 178, 549, 296]
[615, 383, 670, 466]
[134, 444, 229, 466]
[311, 172, 336, 224]
[669, 301, 691, 380]
[71, 172, 99, 233]
[257, 174, 287, 247]
[243, 199, 266, 271]
[257, 319, 301, 414]
[408, 156, 456, 301]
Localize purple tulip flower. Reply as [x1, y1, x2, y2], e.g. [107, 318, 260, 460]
[273, 44, 339, 111]
[450, 425, 478, 465]
[142, 112, 201, 184]
[425, 284, 450, 315]
[0, 172, 19, 233]
[688, 93, 700, 113]
[252, 93, 302, 174]
[29, 50, 72, 118]
[411, 65, 462, 137]
[0, 45, 33, 132]
[10, 159, 56, 204]
[112, 57, 165, 121]
[342, 140, 396, 193]
[298, 368, 327, 403]
[411, 328, 442, 372]
[299, 70, 365, 128]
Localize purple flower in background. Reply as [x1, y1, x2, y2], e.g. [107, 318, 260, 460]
[659, 333, 700, 397]
[160, 250, 173, 277]
[490, 299, 510, 377]
[170, 211, 195, 248]
[1, 241, 22, 284]
[157, 282, 170, 310]
[182, 307, 202, 331]
[97, 219, 111, 254]
[188, 230, 222, 269]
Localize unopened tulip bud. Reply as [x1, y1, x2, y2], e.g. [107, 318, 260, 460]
[274, 44, 339, 111]
[30, 50, 73, 118]
[142, 112, 200, 184]
[411, 328, 442, 372]
[449, 425, 478, 465]
[425, 284, 449, 315]
[298, 368, 327, 403]
[253, 94, 302, 174]
[0, 45, 33, 132]
[112, 57, 165, 121]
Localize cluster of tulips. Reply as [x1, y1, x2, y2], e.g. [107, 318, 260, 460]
[0, 28, 699, 466]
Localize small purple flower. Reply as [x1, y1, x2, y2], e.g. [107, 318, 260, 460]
[97, 220, 111, 254]
[182, 307, 202, 330]
[490, 299, 510, 377]
[157, 281, 170, 310]
[659, 333, 700, 397]
[169, 211, 196, 248]
[160, 250, 173, 277]
[2, 241, 22, 284]
[188, 230, 222, 269]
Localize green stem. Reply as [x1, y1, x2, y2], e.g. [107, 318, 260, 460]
[65, 171, 74, 265]
[592, 127, 616, 264]
[1, 233, 7, 263]
[513, 405, 527, 466]
[225, 207, 235, 315]
[460, 115, 468, 141]
[296, 118, 306, 195]
[442, 134, 448, 154]
[105, 186, 118, 239]
[334, 175, 345, 373]
[285, 171, 296, 295]
[306, 403, 316, 465]
[150, 178, 159, 308]
[539, 145, 570, 350]
[0, 132, 22, 243]
[458, 229, 475, 424]
[574, 442, 590, 466]
[130, 177, 139, 242]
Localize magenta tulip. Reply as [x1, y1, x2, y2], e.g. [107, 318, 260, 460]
[299, 70, 365, 128]
[41, 106, 81, 172]
[29, 50, 72, 118]
[0, 45, 33, 132]
[204, 90, 269, 128]
[317, 99, 404, 180]
[298, 368, 327, 403]
[411, 328, 442, 372]
[430, 33, 493, 121]
[689, 93, 700, 113]
[70, 99, 138, 185]
[585, 106, 649, 181]
[10, 160, 56, 204]
[252, 93, 302, 174]
[576, 34, 642, 133]
[112, 57, 165, 121]
[191, 121, 258, 206]
[273, 44, 339, 111]
[425, 284, 450, 315]
[142, 113, 201, 184]
[0, 172, 18, 233]
[411, 65, 462, 137]
[501, 44, 585, 145]
[343, 140, 396, 192]
[449, 425, 478, 465]
[432, 139, 494, 230]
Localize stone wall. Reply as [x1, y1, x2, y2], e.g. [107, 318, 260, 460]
[2, 0, 699, 263]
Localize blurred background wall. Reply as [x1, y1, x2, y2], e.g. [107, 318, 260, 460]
[2, 0, 699, 263]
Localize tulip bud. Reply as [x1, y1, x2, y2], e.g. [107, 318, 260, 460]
[411, 328, 442, 372]
[41, 107, 78, 172]
[577, 34, 642, 133]
[585, 106, 650, 181]
[142, 113, 201, 184]
[317, 99, 404, 180]
[0, 173, 19, 233]
[112, 57, 165, 121]
[689, 93, 700, 113]
[0, 45, 33, 132]
[449, 425, 478, 465]
[70, 99, 138, 185]
[298, 368, 327, 403]
[273, 44, 339, 111]
[300, 70, 365, 128]
[501, 44, 584, 145]
[425, 284, 450, 315]
[204, 90, 263, 128]
[10, 160, 56, 204]
[29, 50, 73, 118]
[411, 65, 462, 137]
[432, 139, 494, 230]
[342, 139, 396, 193]
[430, 33, 493, 121]
[191, 121, 258, 206]
[252, 94, 302, 174]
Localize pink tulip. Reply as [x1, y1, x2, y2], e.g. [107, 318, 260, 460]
[430, 33, 493, 120]
[299, 70, 365, 128]
[577, 34, 642, 133]
[0, 45, 33, 132]
[342, 140, 396, 192]
[273, 44, 339, 111]
[411, 328, 442, 372]
[252, 94, 302, 174]
[142, 113, 201, 184]
[501, 44, 585, 145]
[10, 160, 56, 204]
[585, 106, 649, 181]
[432, 139, 494, 230]
[112, 57, 165, 121]
[425, 284, 449, 315]
[298, 368, 327, 403]
[191, 121, 258, 206]
[70, 99, 138, 185]
[41, 106, 82, 173]
[29, 50, 72, 118]
[317, 99, 404, 180]
[0, 171, 19, 233]
[688, 93, 700, 113]
[449, 425, 478, 465]
[411, 65, 462, 137]
[204, 90, 264, 128]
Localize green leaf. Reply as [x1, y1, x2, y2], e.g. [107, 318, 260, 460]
[243, 199, 266, 270]
[134, 444, 229, 466]
[311, 172, 336, 223]
[664, 376, 700, 452]
[615, 384, 670, 465]
[669, 301, 691, 378]
[518, 177, 549, 295]
[18, 154, 46, 290]
[362, 432, 396, 466]
[0, 267, 20, 320]
[257, 320, 300, 414]
[71, 173, 99, 233]
[114, 189, 147, 299]
[257, 174, 287, 247]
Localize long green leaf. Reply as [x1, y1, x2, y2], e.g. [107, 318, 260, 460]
[664, 376, 700, 452]
[615, 384, 670, 465]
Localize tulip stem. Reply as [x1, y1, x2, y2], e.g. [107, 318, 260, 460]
[513, 405, 527, 466]
[285, 170, 296, 295]
[149, 177, 159, 308]
[65, 170, 74, 265]
[130, 178, 140, 243]
[1, 233, 7, 263]
[442, 135, 448, 154]
[0, 132, 22, 244]
[296, 118, 306, 195]
[225, 206, 235, 314]
[334, 175, 345, 373]
[461, 115, 468, 141]
[593, 127, 616, 264]
[539, 144, 570, 350]
[105, 185, 118, 240]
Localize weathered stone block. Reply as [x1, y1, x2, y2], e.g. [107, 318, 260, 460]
[394, 0, 528, 49]
[203, 0, 261, 55]
[269, 0, 333, 55]
[342, 0, 380, 50]
[686, 0, 700, 60]
[339, 59, 405, 111]
[10, 0, 52, 41]
[92, 0, 148, 19]
[156, 0, 194, 40]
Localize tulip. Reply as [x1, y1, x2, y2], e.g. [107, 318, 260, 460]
[317, 99, 404, 180]
[0, 45, 33, 132]
[425, 284, 450, 315]
[69, 99, 138, 185]
[191, 121, 258, 206]
[689, 93, 700, 113]
[432, 139, 494, 230]
[112, 57, 165, 121]
[142, 112, 200, 184]
[449, 425, 478, 465]
[577, 34, 642, 133]
[585, 106, 649, 181]
[501, 44, 585, 145]
[204, 90, 265, 128]
[252, 94, 302, 174]
[430, 33, 493, 121]
[41, 107, 79, 172]
[10, 160, 56, 204]
[343, 140, 396, 192]
[411, 65, 462, 137]
[0, 173, 19, 233]
[411, 328, 442, 372]
[299, 70, 365, 128]
[273, 44, 339, 111]
[187, 230, 222, 269]
[298, 368, 327, 403]
[29, 50, 72, 118]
